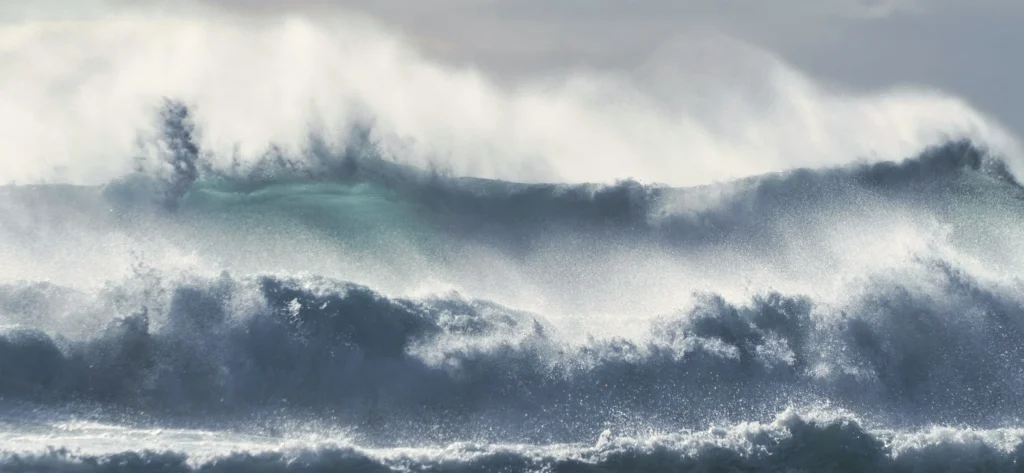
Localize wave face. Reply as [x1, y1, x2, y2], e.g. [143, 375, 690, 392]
[3, 16, 1024, 469]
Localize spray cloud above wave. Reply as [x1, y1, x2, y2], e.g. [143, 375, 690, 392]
[1, 4, 1022, 186]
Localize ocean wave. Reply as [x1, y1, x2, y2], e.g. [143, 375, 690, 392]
[104, 128, 1024, 253]
[3, 412, 1024, 472]
[1, 255, 1022, 444]
[2, 102, 1024, 464]
[6, 8, 1024, 471]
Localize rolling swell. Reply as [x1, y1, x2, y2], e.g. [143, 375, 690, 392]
[128, 103, 1021, 228]
[116, 134, 1024, 259]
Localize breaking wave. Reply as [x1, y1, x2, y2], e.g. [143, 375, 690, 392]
[2, 118, 1024, 465]
[2, 246, 1024, 441]
[4, 10, 1024, 472]
[4, 412, 1024, 472]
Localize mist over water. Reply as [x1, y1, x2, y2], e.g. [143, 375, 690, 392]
[3, 9, 1023, 186]
[3, 5, 1024, 472]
